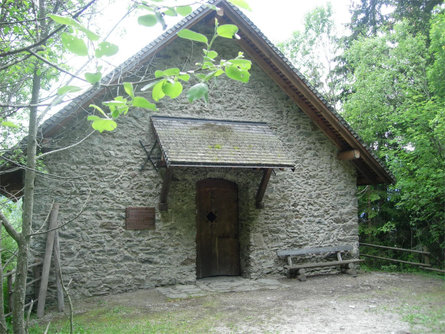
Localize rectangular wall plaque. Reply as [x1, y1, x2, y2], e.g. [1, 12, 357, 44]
[125, 207, 155, 230]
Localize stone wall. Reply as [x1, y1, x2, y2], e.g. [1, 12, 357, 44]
[32, 22, 358, 299]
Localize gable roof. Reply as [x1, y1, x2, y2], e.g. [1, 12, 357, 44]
[8, 0, 394, 190]
[151, 116, 295, 169]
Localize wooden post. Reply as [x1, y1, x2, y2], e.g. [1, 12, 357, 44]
[337, 149, 360, 160]
[37, 203, 59, 318]
[422, 246, 430, 266]
[33, 261, 41, 301]
[159, 168, 172, 211]
[255, 168, 272, 208]
[53, 230, 64, 312]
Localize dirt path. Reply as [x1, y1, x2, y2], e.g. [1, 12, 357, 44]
[39, 271, 445, 333]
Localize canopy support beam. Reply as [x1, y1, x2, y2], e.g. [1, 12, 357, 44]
[159, 168, 172, 211]
[256, 168, 272, 209]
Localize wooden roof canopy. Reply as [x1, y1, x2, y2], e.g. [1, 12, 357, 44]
[0, 0, 394, 200]
[151, 116, 295, 169]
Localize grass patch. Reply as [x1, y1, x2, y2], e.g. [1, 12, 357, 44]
[397, 291, 445, 334]
[28, 301, 236, 333]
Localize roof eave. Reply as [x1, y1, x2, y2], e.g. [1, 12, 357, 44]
[219, 1, 394, 185]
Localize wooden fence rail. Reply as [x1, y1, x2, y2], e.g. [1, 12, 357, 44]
[359, 242, 445, 273]
[360, 254, 430, 267]
[360, 243, 431, 255]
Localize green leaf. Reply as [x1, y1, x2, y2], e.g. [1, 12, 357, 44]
[187, 83, 209, 103]
[228, 0, 252, 11]
[217, 24, 239, 39]
[178, 73, 190, 81]
[228, 58, 251, 69]
[155, 70, 165, 78]
[202, 61, 215, 70]
[214, 69, 224, 77]
[132, 96, 157, 110]
[1, 120, 19, 128]
[369, 193, 381, 202]
[57, 85, 82, 95]
[85, 72, 102, 84]
[141, 80, 160, 92]
[103, 96, 128, 117]
[205, 50, 218, 59]
[49, 15, 99, 40]
[163, 8, 177, 16]
[138, 14, 157, 27]
[152, 80, 166, 101]
[163, 81, 183, 98]
[225, 65, 250, 83]
[176, 5, 192, 16]
[203, 71, 217, 81]
[87, 115, 117, 133]
[78, 26, 99, 41]
[48, 14, 78, 27]
[123, 82, 134, 97]
[95, 42, 119, 58]
[177, 29, 208, 45]
[61, 33, 88, 56]
[163, 67, 180, 76]
[89, 104, 107, 117]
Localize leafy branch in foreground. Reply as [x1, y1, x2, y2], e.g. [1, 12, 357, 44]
[87, 18, 252, 133]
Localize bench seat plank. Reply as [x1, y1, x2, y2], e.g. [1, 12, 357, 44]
[277, 245, 353, 258]
[286, 259, 364, 270]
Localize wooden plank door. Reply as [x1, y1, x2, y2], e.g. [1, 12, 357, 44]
[196, 179, 240, 278]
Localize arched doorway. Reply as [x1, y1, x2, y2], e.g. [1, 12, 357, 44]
[196, 179, 240, 278]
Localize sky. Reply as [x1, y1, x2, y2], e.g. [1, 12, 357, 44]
[243, 0, 351, 43]
[97, 0, 353, 66]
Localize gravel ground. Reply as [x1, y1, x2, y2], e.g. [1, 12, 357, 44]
[43, 271, 445, 333]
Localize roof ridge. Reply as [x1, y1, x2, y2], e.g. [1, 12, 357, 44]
[222, 1, 394, 182]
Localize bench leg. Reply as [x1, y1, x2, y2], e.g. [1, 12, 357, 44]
[341, 263, 357, 277]
[297, 268, 307, 282]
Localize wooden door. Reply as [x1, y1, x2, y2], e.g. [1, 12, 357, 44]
[196, 179, 240, 278]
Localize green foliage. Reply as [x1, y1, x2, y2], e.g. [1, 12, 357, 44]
[1, 198, 21, 270]
[48, 13, 99, 41]
[216, 24, 239, 39]
[132, 96, 156, 110]
[187, 83, 209, 103]
[61, 32, 89, 56]
[138, 14, 158, 27]
[175, 6, 193, 16]
[177, 29, 209, 44]
[84, 71, 102, 84]
[0, 120, 19, 129]
[95, 42, 119, 58]
[347, 0, 443, 42]
[428, 11, 445, 97]
[57, 85, 82, 96]
[278, 3, 341, 106]
[87, 115, 117, 133]
[344, 10, 445, 264]
[228, 0, 252, 11]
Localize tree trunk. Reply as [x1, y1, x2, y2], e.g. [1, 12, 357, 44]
[12, 65, 41, 334]
[0, 221, 7, 333]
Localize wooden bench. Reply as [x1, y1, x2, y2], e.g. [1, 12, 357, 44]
[277, 245, 363, 281]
